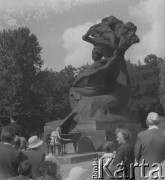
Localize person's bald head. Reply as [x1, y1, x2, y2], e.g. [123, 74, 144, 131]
[146, 112, 160, 126]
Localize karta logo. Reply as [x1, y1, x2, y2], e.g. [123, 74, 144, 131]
[92, 158, 164, 179]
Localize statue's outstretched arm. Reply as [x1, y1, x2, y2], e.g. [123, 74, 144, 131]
[82, 32, 110, 47]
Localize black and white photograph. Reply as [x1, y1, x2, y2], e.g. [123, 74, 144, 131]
[0, 0, 165, 179]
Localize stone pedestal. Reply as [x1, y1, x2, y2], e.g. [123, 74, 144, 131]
[43, 116, 142, 154]
[71, 119, 141, 153]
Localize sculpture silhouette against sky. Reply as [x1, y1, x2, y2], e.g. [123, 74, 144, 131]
[69, 16, 140, 122]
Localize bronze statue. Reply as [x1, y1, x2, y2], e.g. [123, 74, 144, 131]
[72, 48, 122, 96]
[70, 16, 139, 112]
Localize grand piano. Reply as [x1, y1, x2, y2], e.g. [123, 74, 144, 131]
[46, 112, 81, 154]
[61, 132, 81, 153]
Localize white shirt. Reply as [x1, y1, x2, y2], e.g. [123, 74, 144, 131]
[148, 125, 159, 130]
[50, 131, 61, 145]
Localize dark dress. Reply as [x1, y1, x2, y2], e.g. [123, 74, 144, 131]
[111, 142, 135, 179]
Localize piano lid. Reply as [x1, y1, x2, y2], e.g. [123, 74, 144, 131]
[45, 119, 66, 127]
[60, 112, 77, 134]
[44, 112, 77, 134]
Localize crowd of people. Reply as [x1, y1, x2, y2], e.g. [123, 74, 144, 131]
[0, 111, 165, 180]
[100, 112, 165, 180]
[0, 114, 88, 180]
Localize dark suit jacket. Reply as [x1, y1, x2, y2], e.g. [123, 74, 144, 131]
[145, 159, 165, 180]
[111, 142, 134, 178]
[0, 144, 26, 179]
[25, 150, 45, 179]
[135, 128, 165, 167]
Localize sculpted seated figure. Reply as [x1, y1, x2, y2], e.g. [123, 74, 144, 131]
[69, 16, 139, 118]
[71, 47, 122, 97]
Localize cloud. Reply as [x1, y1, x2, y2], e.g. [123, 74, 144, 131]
[127, 0, 165, 63]
[3, 14, 18, 27]
[63, 22, 94, 67]
[0, 0, 109, 27]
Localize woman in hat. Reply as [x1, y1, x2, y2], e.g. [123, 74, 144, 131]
[25, 135, 45, 179]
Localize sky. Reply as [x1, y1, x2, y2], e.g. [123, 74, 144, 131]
[0, 0, 164, 71]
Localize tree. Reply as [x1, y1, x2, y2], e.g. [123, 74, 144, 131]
[127, 54, 164, 127]
[34, 65, 77, 120]
[159, 58, 165, 113]
[0, 27, 43, 133]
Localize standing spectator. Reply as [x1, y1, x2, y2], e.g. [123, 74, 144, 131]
[7, 160, 32, 180]
[0, 127, 26, 179]
[135, 112, 165, 179]
[111, 128, 134, 179]
[14, 135, 21, 150]
[25, 135, 45, 179]
[5, 112, 22, 136]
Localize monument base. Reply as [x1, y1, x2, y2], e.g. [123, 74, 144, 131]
[43, 117, 141, 154]
[71, 119, 141, 153]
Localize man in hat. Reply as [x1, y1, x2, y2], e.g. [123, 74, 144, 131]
[25, 135, 45, 179]
[135, 112, 165, 179]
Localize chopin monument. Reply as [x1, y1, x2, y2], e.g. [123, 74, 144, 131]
[70, 16, 139, 122]
[45, 16, 141, 152]
[69, 16, 140, 151]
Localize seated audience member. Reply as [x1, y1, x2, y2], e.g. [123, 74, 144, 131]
[101, 141, 115, 159]
[45, 153, 57, 162]
[14, 135, 21, 150]
[20, 136, 28, 151]
[0, 127, 26, 179]
[25, 136, 45, 179]
[37, 155, 62, 180]
[7, 160, 32, 180]
[67, 166, 88, 180]
[100, 141, 115, 180]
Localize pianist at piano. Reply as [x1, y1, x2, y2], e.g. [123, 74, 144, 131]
[50, 127, 62, 155]
[44, 113, 81, 155]
[46, 130, 81, 155]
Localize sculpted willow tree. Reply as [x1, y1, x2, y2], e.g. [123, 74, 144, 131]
[69, 16, 140, 121]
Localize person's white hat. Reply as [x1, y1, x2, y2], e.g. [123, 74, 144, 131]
[28, 136, 43, 149]
[67, 166, 88, 180]
[146, 112, 159, 125]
